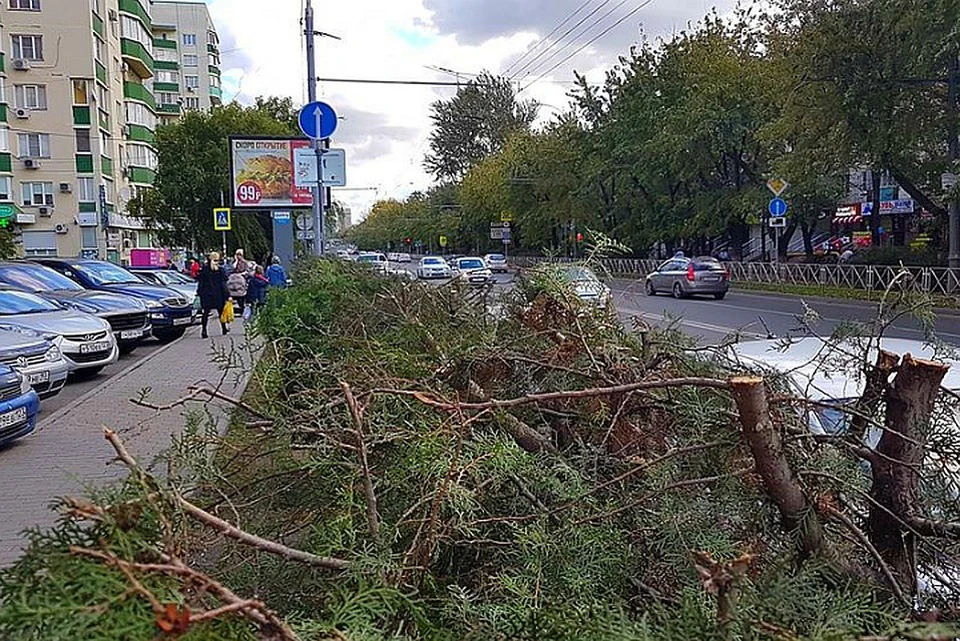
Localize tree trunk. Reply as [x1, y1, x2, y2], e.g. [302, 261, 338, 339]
[868, 354, 949, 596]
[779, 221, 798, 259]
[801, 221, 815, 257]
[848, 349, 899, 445]
[870, 170, 882, 247]
[730, 377, 823, 558]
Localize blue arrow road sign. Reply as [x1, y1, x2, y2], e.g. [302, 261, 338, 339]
[768, 197, 788, 218]
[298, 101, 338, 140]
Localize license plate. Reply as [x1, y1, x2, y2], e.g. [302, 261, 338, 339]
[0, 407, 27, 428]
[703, 276, 720, 282]
[173, 317, 191, 326]
[79, 341, 112, 354]
[120, 329, 142, 340]
[27, 371, 49, 385]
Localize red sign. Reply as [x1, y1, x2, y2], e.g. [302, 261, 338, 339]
[237, 182, 263, 205]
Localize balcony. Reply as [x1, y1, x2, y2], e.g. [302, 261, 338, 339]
[153, 82, 179, 93]
[157, 103, 180, 115]
[154, 60, 179, 71]
[153, 38, 177, 50]
[127, 124, 155, 144]
[121, 38, 154, 79]
[209, 85, 222, 100]
[126, 166, 155, 185]
[118, 0, 151, 29]
[123, 81, 156, 111]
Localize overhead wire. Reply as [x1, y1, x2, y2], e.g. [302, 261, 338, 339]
[515, 0, 630, 83]
[509, 0, 614, 81]
[502, 0, 597, 77]
[520, 0, 657, 94]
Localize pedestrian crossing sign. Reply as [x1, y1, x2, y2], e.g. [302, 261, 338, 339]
[214, 208, 231, 231]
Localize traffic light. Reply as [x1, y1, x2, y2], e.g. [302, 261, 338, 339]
[405, 237, 412, 245]
[576, 232, 583, 243]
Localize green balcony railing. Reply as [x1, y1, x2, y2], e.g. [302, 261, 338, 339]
[0, 154, 11, 173]
[154, 60, 178, 71]
[153, 38, 177, 50]
[123, 81, 156, 111]
[101, 156, 113, 176]
[96, 61, 107, 85]
[120, 38, 154, 78]
[93, 13, 105, 38]
[127, 167, 156, 185]
[157, 103, 180, 115]
[127, 124, 155, 144]
[209, 86, 222, 99]
[153, 82, 179, 93]
[118, 0, 151, 28]
[76, 154, 94, 173]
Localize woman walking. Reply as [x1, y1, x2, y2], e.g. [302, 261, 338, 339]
[227, 265, 249, 316]
[196, 251, 231, 338]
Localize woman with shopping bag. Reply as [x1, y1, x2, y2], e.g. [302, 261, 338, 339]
[196, 251, 231, 338]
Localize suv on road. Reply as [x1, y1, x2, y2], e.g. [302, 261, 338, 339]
[0, 262, 151, 354]
[35, 259, 193, 343]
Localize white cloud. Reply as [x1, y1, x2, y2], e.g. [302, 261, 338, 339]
[205, 0, 735, 221]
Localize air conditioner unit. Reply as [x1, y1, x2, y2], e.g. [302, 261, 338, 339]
[59, 182, 71, 193]
[44, 194, 53, 206]
[54, 223, 68, 234]
[12, 59, 30, 71]
[108, 8, 118, 21]
[14, 108, 29, 119]
[39, 207, 52, 217]
[23, 158, 40, 169]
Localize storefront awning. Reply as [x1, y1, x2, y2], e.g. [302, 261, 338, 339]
[834, 213, 863, 224]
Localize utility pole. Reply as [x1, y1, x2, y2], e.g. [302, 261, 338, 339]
[304, 0, 325, 256]
[948, 55, 960, 272]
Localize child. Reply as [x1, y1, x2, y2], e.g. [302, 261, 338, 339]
[247, 264, 270, 316]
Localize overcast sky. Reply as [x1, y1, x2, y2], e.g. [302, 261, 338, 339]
[205, 0, 735, 220]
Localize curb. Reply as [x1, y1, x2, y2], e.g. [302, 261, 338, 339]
[37, 331, 190, 430]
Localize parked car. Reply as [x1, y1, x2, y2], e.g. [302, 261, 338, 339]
[0, 288, 118, 377]
[483, 253, 508, 273]
[453, 257, 494, 286]
[645, 256, 729, 300]
[560, 266, 612, 308]
[35, 259, 194, 343]
[0, 325, 69, 399]
[129, 267, 200, 315]
[0, 362, 40, 448]
[396, 252, 412, 263]
[0, 261, 151, 354]
[417, 257, 452, 280]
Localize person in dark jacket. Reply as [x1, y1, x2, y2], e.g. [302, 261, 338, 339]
[247, 264, 270, 316]
[196, 251, 231, 338]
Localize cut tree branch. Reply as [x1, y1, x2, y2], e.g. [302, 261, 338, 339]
[340, 382, 381, 541]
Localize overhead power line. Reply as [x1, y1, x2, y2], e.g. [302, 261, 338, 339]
[316, 76, 580, 87]
[502, 0, 596, 77]
[520, 0, 656, 94]
[510, 0, 614, 81]
[517, 0, 629, 82]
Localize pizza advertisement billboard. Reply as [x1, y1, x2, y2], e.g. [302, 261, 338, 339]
[229, 137, 314, 209]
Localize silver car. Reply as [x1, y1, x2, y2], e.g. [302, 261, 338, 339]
[0, 289, 118, 376]
[0, 325, 69, 399]
[454, 257, 494, 286]
[130, 268, 200, 315]
[484, 253, 508, 273]
[561, 266, 612, 308]
[645, 256, 729, 300]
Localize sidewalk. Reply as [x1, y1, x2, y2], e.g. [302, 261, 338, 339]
[0, 323, 260, 566]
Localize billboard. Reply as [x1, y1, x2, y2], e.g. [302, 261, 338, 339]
[229, 137, 314, 209]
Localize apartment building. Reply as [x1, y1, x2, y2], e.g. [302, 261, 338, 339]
[151, 1, 222, 125]
[0, 0, 220, 263]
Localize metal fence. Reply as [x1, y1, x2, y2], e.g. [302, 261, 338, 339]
[512, 256, 960, 298]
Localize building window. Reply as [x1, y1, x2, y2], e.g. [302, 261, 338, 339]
[11, 34, 43, 61]
[183, 54, 198, 67]
[77, 177, 95, 202]
[183, 96, 200, 110]
[0, 128, 9, 153]
[73, 80, 89, 105]
[17, 133, 50, 158]
[0, 177, 11, 202]
[90, 0, 100, 14]
[97, 84, 108, 107]
[81, 227, 98, 250]
[156, 92, 178, 105]
[100, 130, 111, 157]
[94, 37, 104, 63]
[75, 129, 91, 153]
[125, 143, 157, 170]
[10, 0, 41, 10]
[208, 53, 220, 67]
[210, 76, 221, 89]
[182, 33, 196, 46]
[120, 16, 153, 55]
[125, 101, 156, 130]
[22, 230, 57, 257]
[102, 177, 114, 204]
[207, 30, 218, 45]
[155, 70, 178, 84]
[154, 48, 176, 62]
[184, 75, 199, 90]
[21, 181, 54, 206]
[14, 84, 47, 110]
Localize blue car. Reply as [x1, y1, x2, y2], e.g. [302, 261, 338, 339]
[0, 362, 40, 448]
[35, 259, 194, 343]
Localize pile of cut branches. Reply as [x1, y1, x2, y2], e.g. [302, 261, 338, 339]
[2, 258, 960, 640]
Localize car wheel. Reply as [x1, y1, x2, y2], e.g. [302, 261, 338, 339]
[645, 280, 656, 296]
[714, 292, 727, 300]
[119, 343, 138, 356]
[672, 283, 686, 299]
[154, 328, 186, 344]
[72, 366, 104, 380]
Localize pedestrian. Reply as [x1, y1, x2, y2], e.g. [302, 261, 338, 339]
[196, 251, 231, 338]
[247, 264, 269, 316]
[233, 248, 249, 274]
[718, 248, 731, 262]
[226, 265, 248, 317]
[673, 248, 685, 258]
[189, 258, 201, 280]
[839, 248, 855, 264]
[266, 256, 288, 289]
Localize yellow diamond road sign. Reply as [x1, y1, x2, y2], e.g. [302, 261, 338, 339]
[500, 211, 514, 223]
[766, 178, 788, 197]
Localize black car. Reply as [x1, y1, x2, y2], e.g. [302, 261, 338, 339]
[35, 259, 193, 343]
[0, 262, 151, 354]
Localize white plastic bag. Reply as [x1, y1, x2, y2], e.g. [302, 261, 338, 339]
[242, 306, 252, 321]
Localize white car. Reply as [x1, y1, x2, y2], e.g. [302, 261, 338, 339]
[356, 252, 388, 273]
[417, 257, 452, 280]
[560, 266, 611, 308]
[396, 253, 412, 263]
[484, 253, 508, 273]
[453, 257, 494, 286]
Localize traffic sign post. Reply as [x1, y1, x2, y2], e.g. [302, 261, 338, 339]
[298, 100, 338, 257]
[767, 177, 789, 197]
[768, 198, 788, 218]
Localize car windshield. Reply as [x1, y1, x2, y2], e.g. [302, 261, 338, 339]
[357, 255, 383, 263]
[74, 262, 141, 285]
[563, 267, 598, 283]
[459, 259, 485, 270]
[0, 265, 84, 292]
[149, 271, 190, 286]
[693, 258, 723, 271]
[487, 254, 505, 261]
[423, 258, 445, 265]
[0, 290, 61, 315]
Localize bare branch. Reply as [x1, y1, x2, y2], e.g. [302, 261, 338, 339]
[340, 382, 380, 541]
